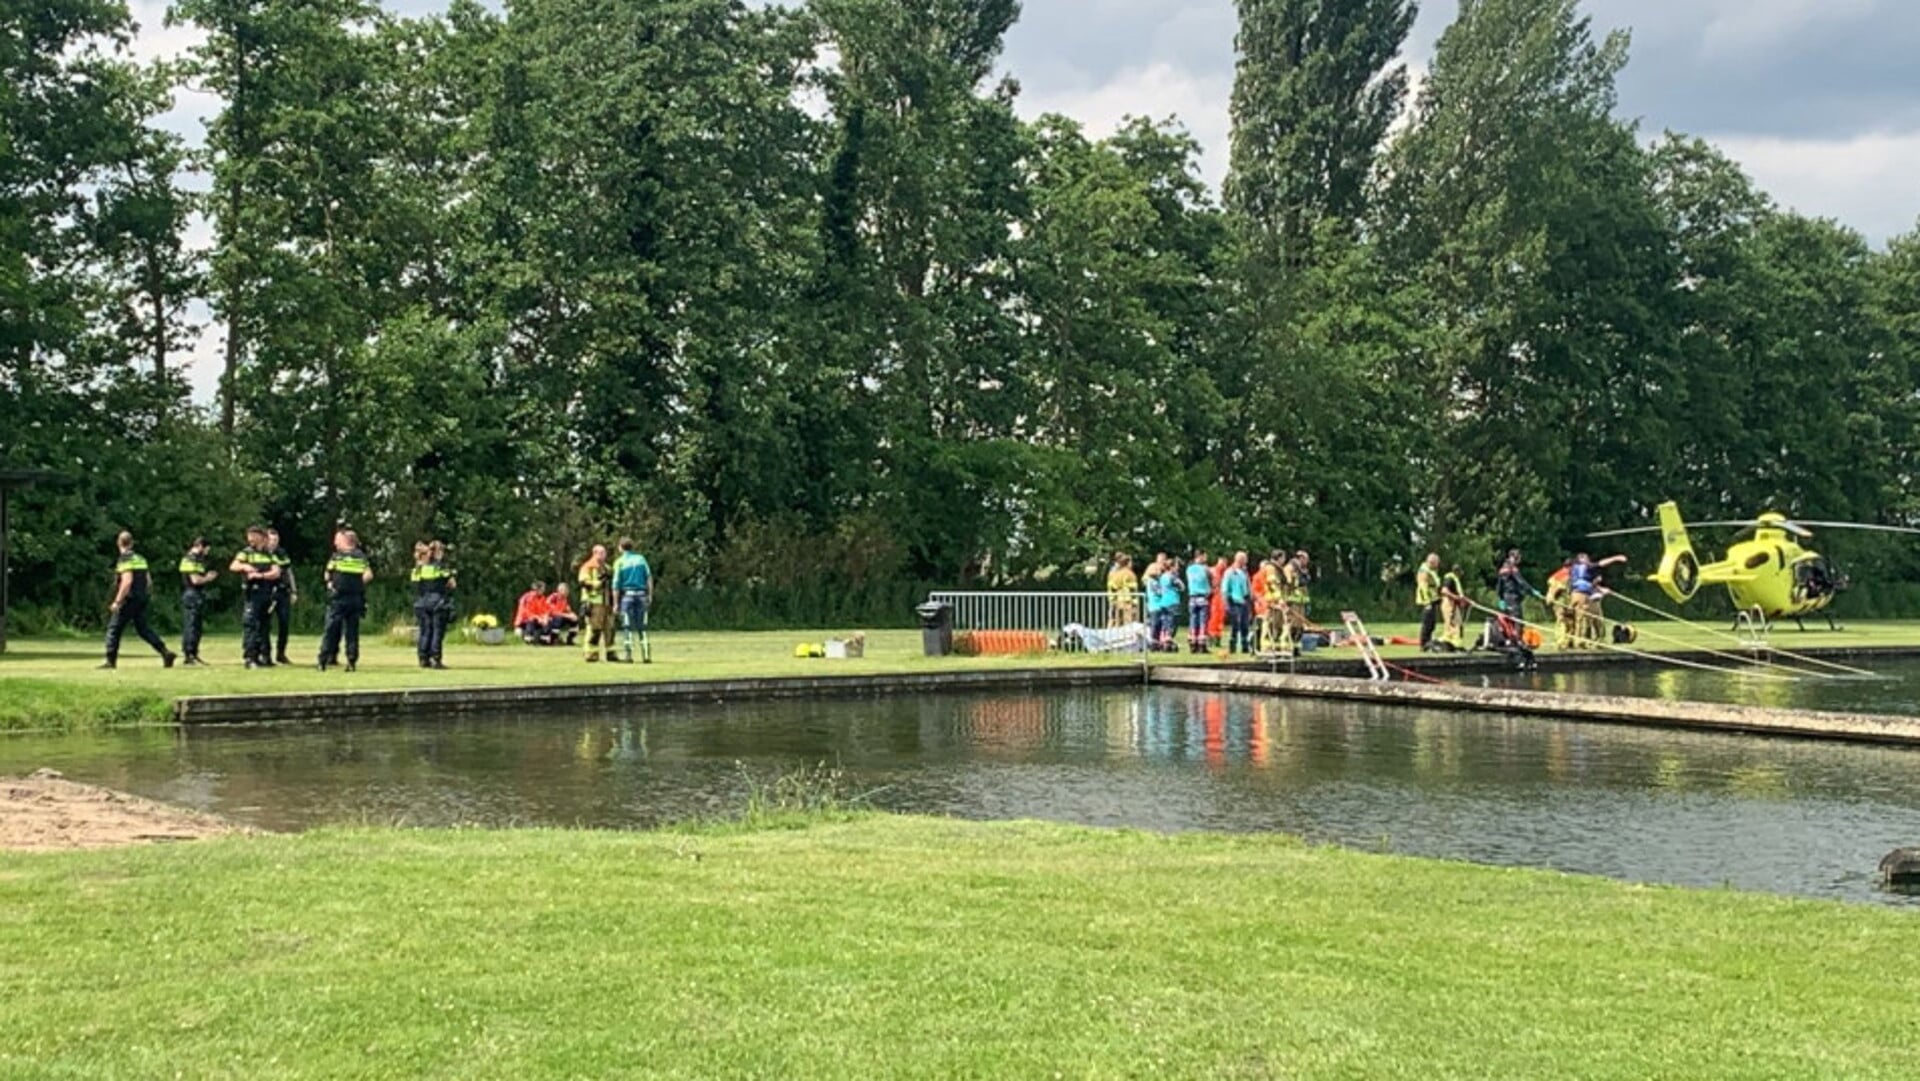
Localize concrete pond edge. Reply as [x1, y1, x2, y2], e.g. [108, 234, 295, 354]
[169, 647, 1920, 747]
[1150, 667, 1920, 747]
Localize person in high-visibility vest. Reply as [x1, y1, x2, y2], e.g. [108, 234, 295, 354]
[1105, 553, 1139, 628]
[1440, 565, 1470, 651]
[1415, 553, 1443, 652]
[577, 545, 616, 662]
[1544, 559, 1576, 649]
[102, 531, 176, 670]
[1257, 558, 1288, 654]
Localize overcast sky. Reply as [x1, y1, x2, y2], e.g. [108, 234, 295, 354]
[1005, 0, 1920, 244]
[124, 0, 1920, 397]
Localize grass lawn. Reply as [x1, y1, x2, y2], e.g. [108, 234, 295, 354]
[0, 816, 1915, 1079]
[6, 619, 1920, 732]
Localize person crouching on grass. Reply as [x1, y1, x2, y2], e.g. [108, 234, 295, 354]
[546, 583, 579, 645]
[516, 580, 551, 644]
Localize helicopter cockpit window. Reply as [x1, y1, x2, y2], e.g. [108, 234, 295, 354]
[1794, 558, 1836, 601]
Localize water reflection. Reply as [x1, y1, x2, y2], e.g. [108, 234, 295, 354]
[1491, 658, 1920, 714]
[4, 687, 1919, 907]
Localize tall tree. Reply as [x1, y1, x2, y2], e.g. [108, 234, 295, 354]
[1379, 0, 1674, 556]
[814, 0, 1032, 579]
[1221, 0, 1420, 574]
[2, 0, 253, 614]
[1225, 0, 1416, 261]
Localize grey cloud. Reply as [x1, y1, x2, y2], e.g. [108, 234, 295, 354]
[1007, 1, 1920, 141]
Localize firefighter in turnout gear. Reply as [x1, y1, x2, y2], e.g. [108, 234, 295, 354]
[177, 537, 217, 666]
[317, 530, 373, 672]
[102, 532, 176, 669]
[230, 526, 282, 668]
[1545, 559, 1576, 649]
[1440, 565, 1470, 651]
[578, 545, 616, 662]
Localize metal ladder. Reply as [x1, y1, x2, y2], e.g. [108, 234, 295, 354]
[1735, 607, 1770, 647]
[1342, 611, 1390, 682]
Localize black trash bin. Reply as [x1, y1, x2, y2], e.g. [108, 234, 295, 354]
[915, 601, 954, 657]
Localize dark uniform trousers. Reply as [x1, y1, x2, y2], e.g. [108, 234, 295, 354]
[320, 597, 365, 666]
[105, 595, 169, 663]
[416, 598, 448, 664]
[242, 586, 275, 663]
[180, 589, 206, 658]
[272, 586, 293, 659]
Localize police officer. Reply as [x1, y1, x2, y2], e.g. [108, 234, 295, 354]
[230, 526, 282, 668]
[177, 537, 218, 666]
[102, 532, 177, 670]
[410, 540, 455, 669]
[317, 529, 373, 672]
[265, 527, 297, 665]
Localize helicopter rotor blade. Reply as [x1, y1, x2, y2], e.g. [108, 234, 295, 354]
[1789, 521, 1920, 536]
[1585, 520, 1783, 539]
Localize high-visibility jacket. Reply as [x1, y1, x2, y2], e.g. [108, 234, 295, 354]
[114, 551, 152, 599]
[1416, 565, 1442, 607]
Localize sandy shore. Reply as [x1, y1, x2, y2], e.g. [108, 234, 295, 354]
[1, 769, 242, 852]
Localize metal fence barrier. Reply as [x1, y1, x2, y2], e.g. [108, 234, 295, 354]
[927, 591, 1145, 633]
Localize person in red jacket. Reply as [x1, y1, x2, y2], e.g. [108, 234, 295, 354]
[1206, 556, 1228, 650]
[515, 581, 551, 644]
[545, 583, 580, 645]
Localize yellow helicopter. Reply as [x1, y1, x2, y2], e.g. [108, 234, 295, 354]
[1589, 501, 1920, 630]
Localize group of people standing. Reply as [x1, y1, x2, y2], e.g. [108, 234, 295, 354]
[516, 538, 654, 663]
[1106, 549, 1314, 655]
[100, 526, 445, 672]
[102, 526, 296, 670]
[1417, 548, 1628, 655]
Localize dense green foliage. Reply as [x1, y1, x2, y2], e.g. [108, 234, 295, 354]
[5, 818, 1920, 1077]
[4, 0, 1918, 628]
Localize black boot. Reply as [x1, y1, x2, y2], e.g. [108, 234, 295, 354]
[163, 652, 177, 669]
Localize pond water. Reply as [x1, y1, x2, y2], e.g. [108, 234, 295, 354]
[1476, 657, 1920, 714]
[5, 687, 1919, 907]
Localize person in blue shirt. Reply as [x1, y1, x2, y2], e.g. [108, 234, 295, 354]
[1568, 552, 1627, 647]
[612, 537, 654, 664]
[1222, 551, 1253, 655]
[1145, 557, 1181, 652]
[1184, 551, 1212, 653]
